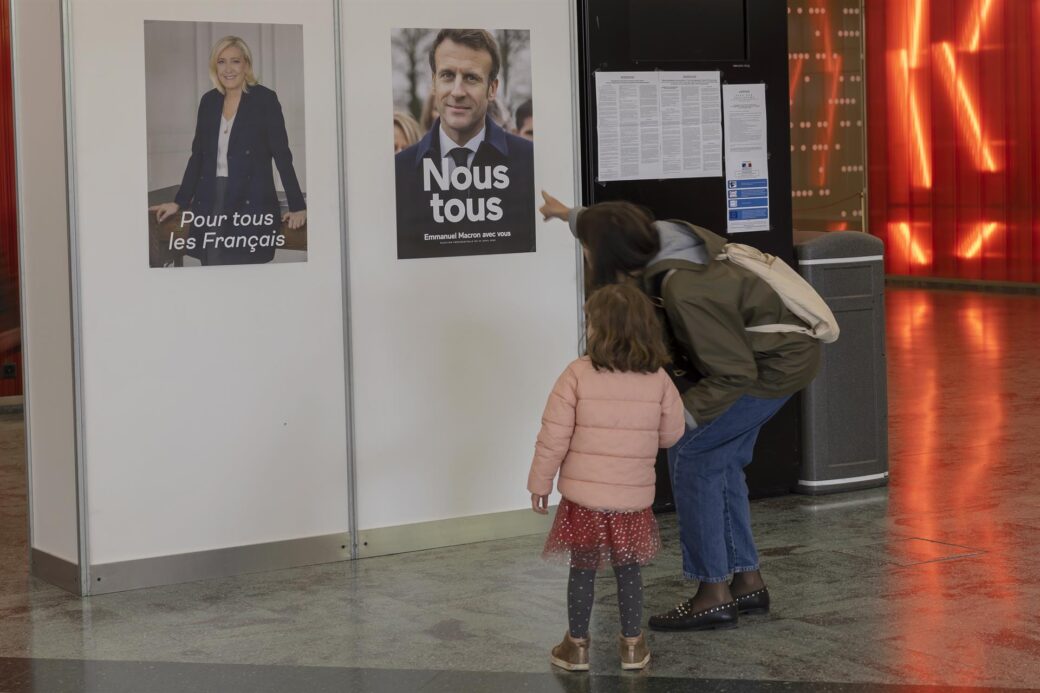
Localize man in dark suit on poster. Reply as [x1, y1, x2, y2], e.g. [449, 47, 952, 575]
[395, 29, 535, 260]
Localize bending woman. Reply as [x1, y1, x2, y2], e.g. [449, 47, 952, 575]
[151, 35, 306, 265]
[540, 192, 820, 632]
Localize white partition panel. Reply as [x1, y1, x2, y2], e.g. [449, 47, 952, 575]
[63, 0, 350, 579]
[13, 0, 80, 577]
[342, 0, 582, 546]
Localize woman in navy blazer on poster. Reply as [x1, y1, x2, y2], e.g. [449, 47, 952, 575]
[151, 35, 306, 265]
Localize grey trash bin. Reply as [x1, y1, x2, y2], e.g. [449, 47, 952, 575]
[793, 231, 888, 495]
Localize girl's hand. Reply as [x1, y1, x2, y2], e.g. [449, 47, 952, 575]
[531, 493, 549, 515]
[539, 190, 571, 222]
[149, 202, 180, 223]
[282, 209, 307, 230]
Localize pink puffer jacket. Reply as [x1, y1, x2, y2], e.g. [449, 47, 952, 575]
[527, 356, 686, 512]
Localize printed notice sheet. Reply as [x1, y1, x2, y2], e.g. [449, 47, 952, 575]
[595, 71, 722, 182]
[722, 83, 770, 233]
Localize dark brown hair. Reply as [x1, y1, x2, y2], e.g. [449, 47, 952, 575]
[428, 29, 501, 83]
[584, 284, 670, 373]
[575, 202, 660, 290]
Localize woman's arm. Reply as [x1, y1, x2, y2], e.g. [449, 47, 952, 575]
[539, 190, 570, 221]
[539, 191, 582, 239]
[667, 290, 758, 425]
[265, 90, 306, 213]
[172, 98, 207, 211]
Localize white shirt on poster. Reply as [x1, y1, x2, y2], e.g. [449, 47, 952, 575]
[439, 126, 485, 173]
[216, 114, 236, 177]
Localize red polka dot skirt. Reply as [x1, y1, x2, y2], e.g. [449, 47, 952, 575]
[542, 498, 660, 570]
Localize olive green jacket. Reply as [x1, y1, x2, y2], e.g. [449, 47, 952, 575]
[570, 209, 820, 425]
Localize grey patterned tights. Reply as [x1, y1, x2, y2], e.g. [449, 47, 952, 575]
[567, 563, 643, 639]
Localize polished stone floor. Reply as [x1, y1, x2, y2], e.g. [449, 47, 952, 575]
[2, 287, 1040, 692]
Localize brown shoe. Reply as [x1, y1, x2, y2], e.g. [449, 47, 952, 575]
[619, 632, 650, 670]
[550, 632, 590, 671]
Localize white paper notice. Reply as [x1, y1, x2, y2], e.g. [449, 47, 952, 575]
[596, 71, 722, 182]
[722, 83, 770, 233]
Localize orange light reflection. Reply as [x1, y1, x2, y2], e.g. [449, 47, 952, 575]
[789, 57, 805, 103]
[819, 13, 840, 187]
[936, 42, 999, 172]
[957, 221, 1000, 259]
[966, 0, 995, 52]
[821, 56, 842, 186]
[910, 0, 928, 67]
[890, 290, 941, 686]
[895, 50, 933, 188]
[891, 221, 931, 266]
[954, 295, 1010, 686]
[886, 290, 1017, 685]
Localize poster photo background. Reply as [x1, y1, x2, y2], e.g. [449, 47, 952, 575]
[144, 20, 307, 268]
[391, 28, 535, 260]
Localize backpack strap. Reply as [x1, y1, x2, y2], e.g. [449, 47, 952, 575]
[648, 270, 701, 391]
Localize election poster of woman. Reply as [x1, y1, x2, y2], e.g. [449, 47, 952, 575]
[145, 21, 308, 268]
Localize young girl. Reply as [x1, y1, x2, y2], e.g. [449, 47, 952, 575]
[528, 283, 685, 671]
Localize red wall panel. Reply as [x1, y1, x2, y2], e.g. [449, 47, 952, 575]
[867, 0, 1040, 283]
[0, 0, 24, 397]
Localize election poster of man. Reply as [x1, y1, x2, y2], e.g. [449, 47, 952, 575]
[145, 21, 308, 268]
[391, 28, 535, 260]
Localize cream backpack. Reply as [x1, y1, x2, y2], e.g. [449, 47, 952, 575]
[717, 243, 840, 344]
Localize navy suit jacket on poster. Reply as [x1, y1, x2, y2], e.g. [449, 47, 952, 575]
[394, 116, 535, 260]
[174, 84, 305, 264]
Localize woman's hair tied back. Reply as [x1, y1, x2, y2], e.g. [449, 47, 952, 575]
[575, 201, 659, 290]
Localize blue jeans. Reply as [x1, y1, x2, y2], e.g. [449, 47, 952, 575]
[667, 394, 791, 583]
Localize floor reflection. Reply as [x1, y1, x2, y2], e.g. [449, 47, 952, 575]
[884, 288, 1036, 684]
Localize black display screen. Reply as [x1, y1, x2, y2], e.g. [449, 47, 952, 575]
[629, 0, 748, 63]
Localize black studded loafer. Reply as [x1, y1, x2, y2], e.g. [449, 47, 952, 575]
[733, 587, 770, 615]
[648, 599, 738, 632]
